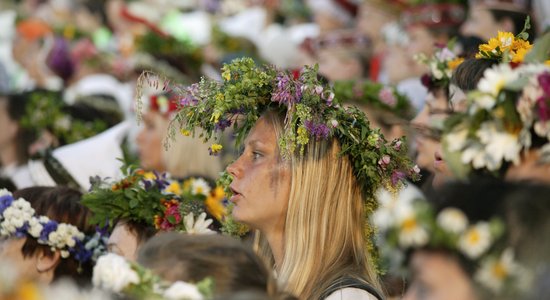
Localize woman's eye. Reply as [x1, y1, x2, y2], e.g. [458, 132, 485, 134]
[252, 152, 262, 160]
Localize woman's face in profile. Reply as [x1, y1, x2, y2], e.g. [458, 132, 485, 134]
[404, 250, 478, 300]
[226, 116, 291, 232]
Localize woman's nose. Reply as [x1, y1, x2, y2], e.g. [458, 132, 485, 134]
[227, 157, 242, 179]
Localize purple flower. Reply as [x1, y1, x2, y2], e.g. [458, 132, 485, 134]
[215, 118, 232, 131]
[538, 72, 550, 96]
[305, 120, 330, 139]
[391, 170, 406, 186]
[420, 74, 433, 90]
[70, 238, 92, 263]
[14, 222, 29, 238]
[0, 194, 14, 215]
[39, 221, 58, 242]
[153, 171, 170, 190]
[537, 97, 550, 122]
[180, 83, 200, 106]
[46, 37, 74, 81]
[272, 73, 299, 105]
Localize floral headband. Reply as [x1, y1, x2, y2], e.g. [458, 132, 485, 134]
[374, 195, 530, 295]
[153, 58, 419, 205]
[333, 79, 415, 120]
[19, 90, 110, 146]
[475, 18, 532, 63]
[0, 189, 107, 264]
[415, 42, 464, 91]
[93, 253, 212, 300]
[442, 63, 550, 178]
[82, 165, 226, 235]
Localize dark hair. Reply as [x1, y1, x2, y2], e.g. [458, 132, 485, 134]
[488, 9, 536, 42]
[12, 186, 95, 286]
[0, 93, 37, 164]
[451, 58, 497, 91]
[138, 233, 273, 297]
[116, 219, 157, 246]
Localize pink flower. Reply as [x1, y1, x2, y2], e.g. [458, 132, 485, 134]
[379, 87, 397, 107]
[378, 155, 391, 168]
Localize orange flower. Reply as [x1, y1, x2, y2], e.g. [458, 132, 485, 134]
[448, 57, 464, 70]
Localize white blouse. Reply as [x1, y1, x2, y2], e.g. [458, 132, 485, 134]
[325, 287, 379, 300]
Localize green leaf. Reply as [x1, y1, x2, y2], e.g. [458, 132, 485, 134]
[167, 215, 177, 224]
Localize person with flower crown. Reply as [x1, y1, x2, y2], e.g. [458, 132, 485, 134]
[134, 89, 223, 182]
[441, 30, 550, 183]
[375, 179, 543, 300]
[165, 57, 419, 299]
[81, 164, 226, 262]
[0, 186, 107, 287]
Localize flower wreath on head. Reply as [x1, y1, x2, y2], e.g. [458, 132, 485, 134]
[441, 30, 550, 179]
[81, 164, 227, 235]
[332, 79, 415, 121]
[19, 90, 110, 146]
[141, 57, 420, 236]
[93, 253, 213, 300]
[0, 189, 108, 267]
[415, 40, 464, 92]
[374, 195, 531, 296]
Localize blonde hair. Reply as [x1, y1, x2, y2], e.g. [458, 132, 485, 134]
[257, 111, 382, 299]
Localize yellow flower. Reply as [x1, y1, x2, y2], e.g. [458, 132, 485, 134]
[211, 111, 221, 123]
[545, 60, 550, 66]
[210, 143, 223, 154]
[511, 38, 532, 52]
[512, 47, 529, 63]
[479, 37, 501, 53]
[166, 182, 182, 195]
[206, 187, 227, 220]
[181, 129, 191, 136]
[448, 57, 464, 70]
[143, 172, 156, 180]
[222, 70, 231, 81]
[496, 31, 515, 51]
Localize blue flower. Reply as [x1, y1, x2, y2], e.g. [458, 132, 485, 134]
[14, 222, 29, 238]
[39, 221, 58, 242]
[0, 194, 14, 215]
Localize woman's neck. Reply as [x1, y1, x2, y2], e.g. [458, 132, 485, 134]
[263, 227, 285, 270]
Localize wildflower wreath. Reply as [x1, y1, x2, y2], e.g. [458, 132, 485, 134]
[0, 189, 107, 266]
[81, 165, 225, 235]
[415, 41, 464, 90]
[157, 58, 420, 235]
[475, 17, 532, 63]
[374, 196, 529, 296]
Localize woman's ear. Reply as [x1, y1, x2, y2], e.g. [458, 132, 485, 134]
[36, 250, 61, 274]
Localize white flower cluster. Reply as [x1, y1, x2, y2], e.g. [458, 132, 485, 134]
[444, 63, 550, 173]
[190, 178, 212, 196]
[0, 189, 87, 260]
[93, 253, 204, 299]
[374, 194, 527, 295]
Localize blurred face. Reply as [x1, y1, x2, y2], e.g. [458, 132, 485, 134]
[318, 47, 363, 81]
[136, 111, 167, 172]
[506, 149, 550, 183]
[460, 7, 502, 42]
[404, 251, 478, 300]
[411, 89, 450, 172]
[226, 116, 291, 232]
[0, 238, 37, 280]
[108, 222, 139, 262]
[0, 100, 18, 153]
[357, 2, 395, 41]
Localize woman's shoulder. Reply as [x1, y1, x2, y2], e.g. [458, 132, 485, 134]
[324, 287, 379, 300]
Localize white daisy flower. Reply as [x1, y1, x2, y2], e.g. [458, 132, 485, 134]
[191, 178, 211, 196]
[475, 249, 520, 293]
[445, 128, 469, 152]
[93, 253, 140, 292]
[478, 64, 518, 97]
[461, 143, 487, 169]
[437, 208, 468, 234]
[163, 281, 204, 300]
[477, 122, 521, 169]
[183, 212, 215, 235]
[458, 222, 492, 259]
[395, 205, 429, 248]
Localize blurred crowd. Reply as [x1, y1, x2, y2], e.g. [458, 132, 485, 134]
[0, 0, 550, 299]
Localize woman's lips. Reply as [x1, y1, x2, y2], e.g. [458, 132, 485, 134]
[433, 151, 445, 170]
[229, 186, 242, 203]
